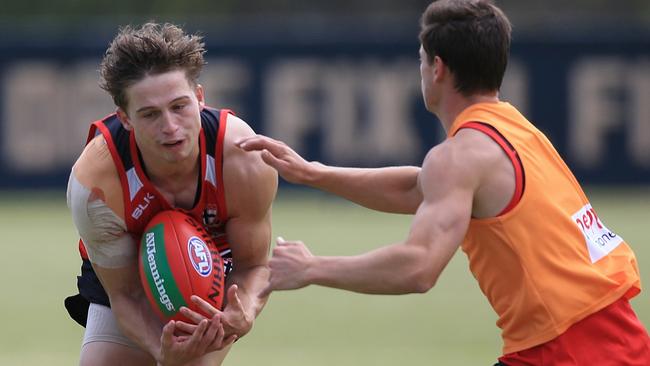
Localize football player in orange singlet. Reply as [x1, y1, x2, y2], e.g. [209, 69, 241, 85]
[238, 0, 650, 364]
[65, 23, 277, 366]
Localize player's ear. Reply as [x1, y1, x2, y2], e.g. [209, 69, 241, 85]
[432, 55, 446, 82]
[116, 108, 133, 131]
[195, 84, 205, 108]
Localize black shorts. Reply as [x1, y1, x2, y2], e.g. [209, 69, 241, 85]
[64, 259, 110, 327]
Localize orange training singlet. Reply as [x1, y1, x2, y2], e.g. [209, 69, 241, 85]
[447, 102, 641, 354]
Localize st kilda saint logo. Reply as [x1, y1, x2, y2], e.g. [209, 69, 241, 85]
[202, 206, 222, 228]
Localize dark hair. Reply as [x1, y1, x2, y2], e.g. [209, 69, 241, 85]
[419, 0, 511, 96]
[99, 22, 206, 109]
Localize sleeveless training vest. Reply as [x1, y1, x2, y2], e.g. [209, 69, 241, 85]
[448, 102, 641, 353]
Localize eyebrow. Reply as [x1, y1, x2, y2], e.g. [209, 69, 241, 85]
[135, 96, 192, 114]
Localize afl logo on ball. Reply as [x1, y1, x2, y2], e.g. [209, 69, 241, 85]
[188, 236, 213, 277]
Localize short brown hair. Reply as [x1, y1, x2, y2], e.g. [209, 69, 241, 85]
[99, 22, 206, 109]
[419, 0, 511, 96]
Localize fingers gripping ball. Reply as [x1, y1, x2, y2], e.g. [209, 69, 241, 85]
[139, 210, 225, 322]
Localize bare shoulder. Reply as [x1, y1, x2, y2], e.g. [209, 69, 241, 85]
[453, 127, 507, 161]
[72, 134, 124, 218]
[223, 114, 256, 143]
[223, 114, 278, 218]
[419, 130, 498, 197]
[222, 114, 267, 168]
[452, 128, 512, 183]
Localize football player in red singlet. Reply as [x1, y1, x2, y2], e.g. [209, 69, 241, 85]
[237, 1, 650, 365]
[65, 23, 277, 366]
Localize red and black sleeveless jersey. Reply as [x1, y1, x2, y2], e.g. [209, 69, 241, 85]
[78, 107, 233, 274]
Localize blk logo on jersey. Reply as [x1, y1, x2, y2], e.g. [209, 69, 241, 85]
[188, 236, 213, 277]
[572, 203, 624, 263]
[132, 192, 155, 220]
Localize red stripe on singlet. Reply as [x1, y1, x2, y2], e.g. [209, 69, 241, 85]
[458, 121, 525, 216]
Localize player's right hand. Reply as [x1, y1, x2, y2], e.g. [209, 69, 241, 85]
[260, 237, 314, 298]
[236, 134, 319, 185]
[181, 288, 254, 340]
[158, 314, 235, 366]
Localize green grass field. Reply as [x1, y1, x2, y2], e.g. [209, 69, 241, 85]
[0, 188, 648, 365]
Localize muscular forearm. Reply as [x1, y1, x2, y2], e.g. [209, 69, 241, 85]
[305, 163, 422, 214]
[306, 244, 436, 295]
[111, 292, 164, 361]
[226, 265, 271, 318]
[236, 135, 419, 212]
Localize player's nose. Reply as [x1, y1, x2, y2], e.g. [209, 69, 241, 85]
[159, 111, 179, 134]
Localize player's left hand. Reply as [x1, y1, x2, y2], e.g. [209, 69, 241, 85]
[220, 284, 255, 338]
[181, 285, 254, 339]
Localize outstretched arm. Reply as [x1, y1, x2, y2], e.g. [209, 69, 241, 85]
[260, 141, 476, 295]
[237, 134, 422, 214]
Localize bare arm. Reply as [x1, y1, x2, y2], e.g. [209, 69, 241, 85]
[237, 135, 422, 214]
[93, 262, 165, 353]
[219, 116, 278, 337]
[261, 140, 476, 295]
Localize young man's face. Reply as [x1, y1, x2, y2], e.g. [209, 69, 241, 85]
[118, 69, 205, 164]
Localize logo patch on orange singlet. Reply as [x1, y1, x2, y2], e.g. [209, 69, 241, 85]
[572, 203, 624, 263]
